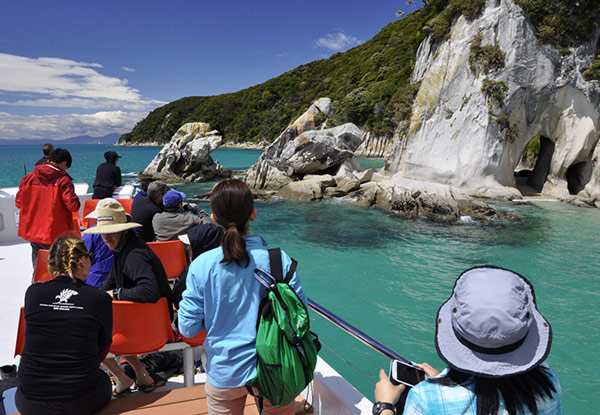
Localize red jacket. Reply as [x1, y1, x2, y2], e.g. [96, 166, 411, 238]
[16, 163, 81, 245]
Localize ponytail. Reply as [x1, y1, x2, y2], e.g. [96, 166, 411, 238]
[210, 179, 254, 267]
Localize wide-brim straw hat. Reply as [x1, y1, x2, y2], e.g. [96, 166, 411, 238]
[84, 198, 120, 219]
[83, 203, 141, 234]
[435, 266, 552, 378]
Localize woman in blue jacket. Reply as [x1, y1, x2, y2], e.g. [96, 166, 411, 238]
[178, 178, 306, 415]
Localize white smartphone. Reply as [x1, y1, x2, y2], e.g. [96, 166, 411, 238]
[389, 359, 426, 387]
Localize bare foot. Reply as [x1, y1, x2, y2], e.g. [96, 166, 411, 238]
[114, 377, 134, 395]
[135, 372, 154, 388]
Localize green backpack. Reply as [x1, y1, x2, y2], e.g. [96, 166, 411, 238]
[246, 248, 321, 409]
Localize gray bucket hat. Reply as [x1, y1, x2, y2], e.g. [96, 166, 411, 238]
[435, 266, 552, 378]
[83, 203, 141, 234]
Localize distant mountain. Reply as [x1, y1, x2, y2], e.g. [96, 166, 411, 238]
[0, 133, 121, 146]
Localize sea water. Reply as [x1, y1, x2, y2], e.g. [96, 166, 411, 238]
[2, 144, 598, 413]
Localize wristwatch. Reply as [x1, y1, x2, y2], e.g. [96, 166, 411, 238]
[373, 401, 396, 415]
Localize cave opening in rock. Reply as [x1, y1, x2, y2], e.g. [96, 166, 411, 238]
[565, 161, 591, 195]
[514, 135, 555, 194]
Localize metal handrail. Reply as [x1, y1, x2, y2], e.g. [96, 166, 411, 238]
[307, 298, 411, 364]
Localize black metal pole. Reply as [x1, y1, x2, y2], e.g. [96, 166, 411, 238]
[307, 298, 411, 364]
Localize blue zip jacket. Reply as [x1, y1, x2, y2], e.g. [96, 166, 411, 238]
[83, 231, 114, 289]
[178, 235, 307, 388]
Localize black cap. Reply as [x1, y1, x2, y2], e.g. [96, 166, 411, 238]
[104, 151, 121, 163]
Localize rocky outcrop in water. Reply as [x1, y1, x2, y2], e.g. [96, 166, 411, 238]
[245, 98, 367, 189]
[384, 0, 599, 205]
[143, 122, 231, 183]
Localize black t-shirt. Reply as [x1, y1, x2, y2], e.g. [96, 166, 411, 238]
[130, 196, 163, 242]
[93, 161, 122, 189]
[18, 276, 112, 401]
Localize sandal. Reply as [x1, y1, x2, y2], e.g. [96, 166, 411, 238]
[135, 382, 156, 393]
[112, 387, 132, 398]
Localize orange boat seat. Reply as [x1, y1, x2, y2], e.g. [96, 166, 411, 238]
[14, 307, 25, 357]
[148, 240, 188, 280]
[110, 298, 174, 356]
[33, 249, 51, 283]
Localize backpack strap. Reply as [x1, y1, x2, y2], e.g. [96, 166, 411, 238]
[268, 248, 297, 284]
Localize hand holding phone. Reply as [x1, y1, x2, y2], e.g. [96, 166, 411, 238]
[389, 359, 426, 388]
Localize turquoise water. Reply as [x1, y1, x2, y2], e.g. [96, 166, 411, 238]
[3, 145, 599, 413]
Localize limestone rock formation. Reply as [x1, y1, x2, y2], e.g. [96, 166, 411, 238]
[385, 0, 600, 202]
[143, 122, 231, 182]
[245, 98, 367, 189]
[354, 133, 394, 158]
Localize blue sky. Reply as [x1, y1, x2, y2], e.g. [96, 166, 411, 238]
[0, 0, 419, 140]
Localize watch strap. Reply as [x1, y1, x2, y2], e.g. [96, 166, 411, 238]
[373, 401, 396, 415]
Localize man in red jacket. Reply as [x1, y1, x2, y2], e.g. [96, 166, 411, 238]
[16, 148, 81, 270]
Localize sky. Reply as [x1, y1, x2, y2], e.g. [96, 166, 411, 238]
[0, 0, 419, 140]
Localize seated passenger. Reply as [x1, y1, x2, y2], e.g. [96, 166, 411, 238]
[81, 197, 119, 289]
[374, 266, 562, 415]
[172, 223, 224, 309]
[131, 181, 167, 242]
[16, 236, 112, 415]
[84, 202, 173, 396]
[178, 179, 307, 415]
[132, 178, 155, 207]
[152, 189, 211, 241]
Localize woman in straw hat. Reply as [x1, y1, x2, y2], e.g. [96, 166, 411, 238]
[374, 266, 562, 415]
[16, 236, 112, 415]
[84, 202, 172, 396]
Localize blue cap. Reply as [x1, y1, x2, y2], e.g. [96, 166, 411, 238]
[163, 189, 186, 208]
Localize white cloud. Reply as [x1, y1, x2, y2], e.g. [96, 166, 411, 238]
[122, 66, 135, 72]
[0, 110, 147, 140]
[0, 53, 153, 108]
[315, 31, 362, 52]
[0, 97, 165, 111]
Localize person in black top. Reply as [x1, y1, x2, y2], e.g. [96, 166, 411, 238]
[92, 151, 122, 199]
[35, 142, 54, 165]
[84, 202, 173, 396]
[131, 180, 167, 242]
[16, 236, 113, 415]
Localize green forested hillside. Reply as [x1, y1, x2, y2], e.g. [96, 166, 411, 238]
[119, 0, 599, 145]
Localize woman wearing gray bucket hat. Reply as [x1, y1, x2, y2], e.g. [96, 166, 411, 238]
[374, 266, 562, 415]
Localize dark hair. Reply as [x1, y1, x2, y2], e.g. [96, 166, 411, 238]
[428, 366, 557, 415]
[49, 148, 72, 168]
[42, 143, 54, 156]
[210, 178, 254, 267]
[48, 236, 91, 283]
[140, 178, 155, 192]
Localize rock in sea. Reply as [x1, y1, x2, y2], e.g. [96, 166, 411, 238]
[143, 122, 231, 183]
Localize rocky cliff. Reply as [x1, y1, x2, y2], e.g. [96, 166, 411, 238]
[385, 0, 600, 201]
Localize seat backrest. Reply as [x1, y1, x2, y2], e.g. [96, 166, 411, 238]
[116, 198, 133, 214]
[180, 330, 207, 347]
[81, 199, 101, 229]
[147, 240, 187, 280]
[110, 298, 174, 356]
[14, 307, 25, 357]
[33, 249, 51, 283]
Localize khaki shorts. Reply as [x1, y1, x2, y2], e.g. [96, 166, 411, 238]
[205, 379, 295, 415]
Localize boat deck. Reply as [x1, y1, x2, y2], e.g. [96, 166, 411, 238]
[97, 385, 312, 415]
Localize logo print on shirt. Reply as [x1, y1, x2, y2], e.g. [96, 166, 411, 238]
[55, 288, 78, 304]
